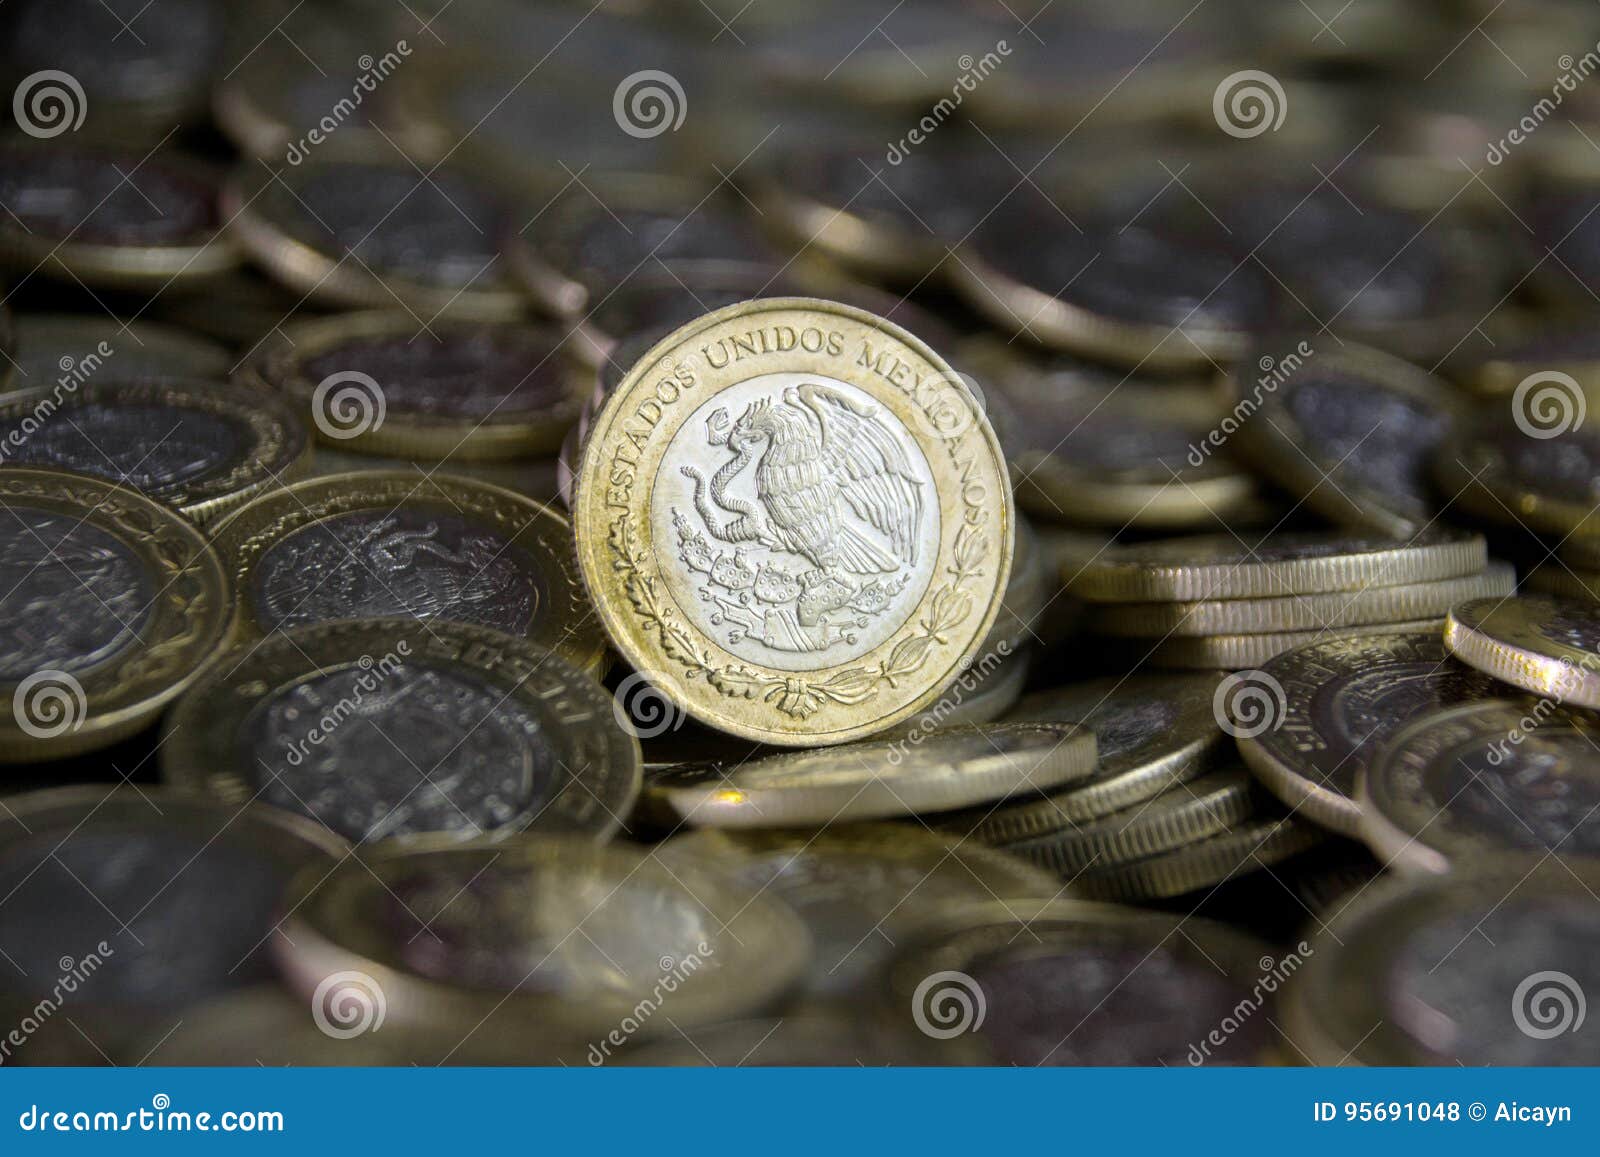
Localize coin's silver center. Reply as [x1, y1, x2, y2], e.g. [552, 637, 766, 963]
[653, 372, 939, 671]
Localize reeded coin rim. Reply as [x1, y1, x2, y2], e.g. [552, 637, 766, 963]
[1445, 595, 1600, 710]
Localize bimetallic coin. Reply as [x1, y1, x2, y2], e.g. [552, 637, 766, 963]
[1358, 700, 1600, 873]
[224, 158, 526, 320]
[1446, 595, 1600, 709]
[212, 471, 607, 672]
[936, 673, 1229, 842]
[1087, 563, 1515, 637]
[4, 314, 229, 397]
[1434, 418, 1600, 538]
[656, 825, 1055, 998]
[0, 785, 343, 1062]
[163, 619, 640, 845]
[1005, 769, 1261, 876]
[1066, 530, 1488, 603]
[1232, 339, 1468, 537]
[0, 379, 310, 524]
[0, 468, 231, 761]
[1238, 631, 1500, 838]
[1285, 861, 1600, 1064]
[276, 836, 810, 1039]
[258, 311, 588, 460]
[1134, 619, 1449, 671]
[1070, 818, 1326, 902]
[572, 298, 1013, 745]
[641, 723, 1095, 828]
[882, 900, 1277, 1065]
[0, 142, 240, 288]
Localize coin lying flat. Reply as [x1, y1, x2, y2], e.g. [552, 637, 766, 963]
[572, 298, 1013, 745]
[213, 471, 607, 672]
[0, 379, 310, 524]
[162, 618, 640, 845]
[1358, 700, 1600, 874]
[4, 314, 229, 395]
[1231, 339, 1468, 537]
[656, 825, 1055, 998]
[1087, 563, 1515, 636]
[641, 723, 1095, 828]
[0, 142, 240, 288]
[0, 468, 231, 761]
[224, 158, 526, 320]
[1434, 418, 1600, 537]
[276, 836, 810, 1039]
[0, 785, 343, 1063]
[1069, 817, 1326, 902]
[1445, 595, 1600, 708]
[256, 311, 588, 460]
[1066, 530, 1488, 602]
[1006, 769, 1260, 876]
[1285, 860, 1600, 1064]
[1133, 619, 1449, 671]
[934, 673, 1228, 842]
[1238, 631, 1500, 837]
[882, 900, 1277, 1065]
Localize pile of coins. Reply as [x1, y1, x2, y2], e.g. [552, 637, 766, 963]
[0, 0, 1598, 1068]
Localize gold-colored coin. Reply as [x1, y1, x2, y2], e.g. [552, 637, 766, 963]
[1131, 619, 1448, 670]
[1086, 562, 1514, 637]
[640, 722, 1095, 828]
[254, 311, 588, 461]
[572, 298, 1013, 745]
[0, 468, 231, 761]
[0, 378, 311, 524]
[162, 618, 640, 845]
[1070, 818, 1325, 902]
[1445, 595, 1600, 709]
[212, 471, 607, 672]
[1066, 529, 1487, 603]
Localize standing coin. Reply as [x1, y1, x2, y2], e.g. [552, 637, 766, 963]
[1238, 630, 1500, 837]
[0, 468, 231, 761]
[1445, 595, 1600, 708]
[212, 471, 607, 671]
[162, 619, 640, 845]
[640, 723, 1095, 828]
[1358, 700, 1600, 873]
[572, 298, 1013, 745]
[1434, 418, 1600, 538]
[0, 379, 310, 524]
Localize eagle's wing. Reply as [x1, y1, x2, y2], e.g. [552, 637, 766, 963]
[791, 383, 924, 566]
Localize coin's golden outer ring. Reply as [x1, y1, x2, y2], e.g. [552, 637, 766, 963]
[211, 470, 608, 674]
[258, 311, 587, 461]
[0, 469, 233, 762]
[161, 617, 640, 843]
[574, 297, 1013, 745]
[1445, 595, 1600, 709]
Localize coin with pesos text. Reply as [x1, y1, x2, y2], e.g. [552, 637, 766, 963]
[572, 298, 1013, 745]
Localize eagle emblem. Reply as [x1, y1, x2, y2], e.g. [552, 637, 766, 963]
[676, 383, 925, 654]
